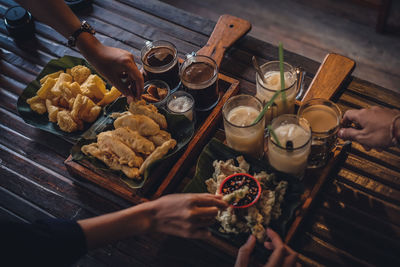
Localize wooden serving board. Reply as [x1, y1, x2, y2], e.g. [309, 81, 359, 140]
[64, 15, 250, 202]
[154, 53, 356, 258]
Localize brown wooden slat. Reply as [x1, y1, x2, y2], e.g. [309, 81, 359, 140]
[337, 169, 400, 204]
[344, 154, 400, 191]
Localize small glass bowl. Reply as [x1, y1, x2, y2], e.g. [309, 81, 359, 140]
[142, 80, 170, 108]
[219, 173, 262, 209]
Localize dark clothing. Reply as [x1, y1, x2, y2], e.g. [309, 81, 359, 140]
[1, 219, 87, 267]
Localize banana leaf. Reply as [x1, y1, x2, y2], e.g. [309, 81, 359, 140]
[17, 55, 111, 143]
[183, 138, 304, 261]
[71, 97, 195, 188]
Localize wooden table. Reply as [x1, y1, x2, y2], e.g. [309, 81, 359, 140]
[1, 0, 399, 266]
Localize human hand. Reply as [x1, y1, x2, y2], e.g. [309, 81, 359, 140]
[338, 106, 400, 151]
[149, 193, 228, 239]
[235, 228, 300, 267]
[78, 38, 144, 99]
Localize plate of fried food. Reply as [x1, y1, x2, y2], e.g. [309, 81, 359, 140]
[184, 138, 303, 259]
[70, 97, 194, 188]
[17, 56, 121, 142]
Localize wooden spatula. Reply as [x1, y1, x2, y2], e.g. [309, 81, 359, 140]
[197, 14, 251, 68]
[300, 53, 355, 103]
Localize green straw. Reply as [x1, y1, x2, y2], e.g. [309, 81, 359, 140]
[252, 90, 281, 124]
[267, 125, 282, 147]
[279, 42, 287, 104]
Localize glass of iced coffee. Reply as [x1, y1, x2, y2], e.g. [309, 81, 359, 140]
[180, 54, 219, 111]
[141, 40, 180, 91]
[297, 98, 342, 168]
[223, 95, 265, 159]
[256, 61, 298, 124]
[267, 114, 312, 179]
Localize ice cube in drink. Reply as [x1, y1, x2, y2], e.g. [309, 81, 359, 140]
[267, 115, 311, 178]
[256, 62, 298, 124]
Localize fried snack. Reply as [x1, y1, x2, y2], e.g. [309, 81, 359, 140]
[40, 70, 63, 85]
[57, 110, 80, 132]
[45, 99, 60, 122]
[51, 73, 73, 97]
[97, 131, 144, 168]
[81, 74, 107, 100]
[139, 139, 177, 175]
[26, 65, 124, 133]
[129, 100, 167, 129]
[97, 86, 121, 106]
[148, 130, 171, 147]
[37, 77, 56, 99]
[81, 143, 141, 180]
[81, 101, 177, 181]
[111, 127, 155, 155]
[70, 65, 91, 84]
[71, 94, 101, 123]
[114, 114, 160, 136]
[26, 96, 46, 114]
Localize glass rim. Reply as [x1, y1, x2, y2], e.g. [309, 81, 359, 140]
[222, 94, 264, 128]
[166, 90, 194, 113]
[256, 61, 297, 92]
[180, 55, 219, 86]
[141, 40, 178, 70]
[298, 98, 342, 134]
[269, 115, 312, 150]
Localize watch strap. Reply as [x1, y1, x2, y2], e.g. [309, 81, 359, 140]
[67, 20, 95, 47]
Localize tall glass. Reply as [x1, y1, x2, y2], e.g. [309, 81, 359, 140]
[223, 95, 265, 159]
[267, 114, 312, 179]
[256, 61, 298, 124]
[297, 98, 342, 168]
[180, 54, 219, 111]
[141, 40, 180, 91]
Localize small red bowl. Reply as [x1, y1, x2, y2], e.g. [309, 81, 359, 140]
[219, 173, 262, 209]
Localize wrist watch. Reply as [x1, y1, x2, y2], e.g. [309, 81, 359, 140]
[67, 20, 95, 47]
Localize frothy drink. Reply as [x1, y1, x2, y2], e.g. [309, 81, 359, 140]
[256, 62, 298, 124]
[301, 105, 339, 132]
[225, 106, 264, 158]
[267, 115, 311, 178]
[222, 95, 265, 159]
[297, 99, 342, 168]
[180, 55, 218, 111]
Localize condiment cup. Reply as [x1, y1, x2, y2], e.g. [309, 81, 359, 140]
[219, 173, 262, 209]
[143, 80, 170, 108]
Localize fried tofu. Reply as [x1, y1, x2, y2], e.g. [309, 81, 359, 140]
[51, 73, 73, 97]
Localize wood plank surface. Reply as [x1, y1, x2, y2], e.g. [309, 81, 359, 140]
[1, 0, 400, 266]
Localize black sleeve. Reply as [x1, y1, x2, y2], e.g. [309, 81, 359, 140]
[0, 219, 87, 267]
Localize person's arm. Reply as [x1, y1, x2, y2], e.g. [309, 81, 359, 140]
[78, 193, 227, 250]
[15, 0, 144, 98]
[235, 228, 300, 267]
[338, 106, 400, 151]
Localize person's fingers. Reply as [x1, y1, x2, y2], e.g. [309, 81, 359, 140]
[266, 228, 284, 249]
[264, 244, 285, 267]
[191, 194, 228, 209]
[188, 228, 212, 239]
[190, 206, 220, 219]
[192, 217, 217, 228]
[235, 235, 256, 267]
[282, 249, 298, 267]
[264, 241, 274, 250]
[342, 109, 362, 126]
[338, 127, 362, 141]
[127, 61, 144, 97]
